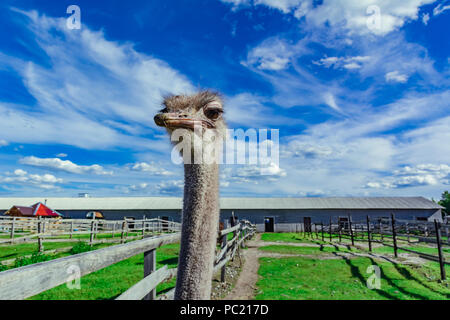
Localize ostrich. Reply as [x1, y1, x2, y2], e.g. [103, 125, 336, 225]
[154, 91, 226, 300]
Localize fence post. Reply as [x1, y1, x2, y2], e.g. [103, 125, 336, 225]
[142, 219, 145, 239]
[338, 221, 342, 243]
[329, 217, 332, 242]
[434, 220, 446, 281]
[321, 223, 324, 242]
[70, 221, 74, 239]
[10, 217, 16, 244]
[95, 220, 99, 240]
[220, 227, 228, 283]
[379, 218, 384, 242]
[37, 217, 44, 253]
[446, 225, 449, 245]
[366, 215, 372, 252]
[391, 213, 398, 258]
[241, 223, 246, 249]
[112, 222, 116, 238]
[89, 220, 95, 246]
[121, 220, 127, 244]
[143, 247, 157, 300]
[348, 214, 354, 246]
[406, 223, 410, 243]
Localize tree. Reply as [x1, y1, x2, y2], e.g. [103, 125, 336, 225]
[438, 191, 450, 218]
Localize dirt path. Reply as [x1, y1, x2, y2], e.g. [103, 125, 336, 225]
[223, 235, 427, 300]
[223, 233, 262, 300]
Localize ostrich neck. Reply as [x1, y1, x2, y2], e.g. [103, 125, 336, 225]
[175, 163, 220, 300]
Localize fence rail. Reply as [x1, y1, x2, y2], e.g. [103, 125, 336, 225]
[302, 215, 449, 281]
[0, 217, 181, 247]
[0, 219, 256, 300]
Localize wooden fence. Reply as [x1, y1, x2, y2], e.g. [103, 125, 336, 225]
[0, 216, 181, 249]
[302, 214, 449, 281]
[0, 219, 256, 300]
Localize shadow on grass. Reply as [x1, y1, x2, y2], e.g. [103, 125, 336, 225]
[366, 257, 433, 300]
[341, 257, 399, 300]
[158, 257, 179, 266]
[389, 260, 450, 299]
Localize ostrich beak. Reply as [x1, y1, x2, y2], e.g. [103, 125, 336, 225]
[154, 113, 215, 129]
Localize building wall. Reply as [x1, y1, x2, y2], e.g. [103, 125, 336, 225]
[222, 208, 442, 232]
[57, 208, 441, 225]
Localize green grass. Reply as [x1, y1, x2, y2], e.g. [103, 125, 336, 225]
[261, 233, 330, 244]
[0, 242, 81, 261]
[43, 232, 143, 240]
[259, 244, 358, 255]
[29, 243, 180, 300]
[373, 245, 450, 257]
[256, 256, 450, 300]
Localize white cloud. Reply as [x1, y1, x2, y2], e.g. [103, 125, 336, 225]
[366, 164, 450, 189]
[130, 162, 173, 176]
[433, 2, 450, 16]
[222, 0, 437, 36]
[220, 0, 250, 7]
[244, 37, 309, 71]
[14, 169, 27, 176]
[343, 62, 362, 70]
[323, 93, 342, 113]
[224, 93, 299, 127]
[0, 169, 63, 189]
[0, 140, 8, 147]
[56, 153, 68, 158]
[298, 190, 326, 197]
[0, 9, 194, 150]
[313, 56, 340, 68]
[281, 142, 335, 159]
[124, 183, 150, 193]
[19, 156, 113, 175]
[223, 162, 287, 185]
[385, 71, 409, 83]
[155, 180, 184, 195]
[422, 13, 430, 25]
[313, 56, 371, 70]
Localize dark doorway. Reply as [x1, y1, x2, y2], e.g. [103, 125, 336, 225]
[264, 217, 275, 232]
[303, 217, 312, 233]
[125, 217, 135, 229]
[161, 216, 169, 231]
[338, 217, 349, 231]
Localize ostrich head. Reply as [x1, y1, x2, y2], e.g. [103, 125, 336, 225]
[154, 91, 226, 163]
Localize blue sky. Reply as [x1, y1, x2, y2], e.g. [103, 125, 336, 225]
[0, 0, 449, 199]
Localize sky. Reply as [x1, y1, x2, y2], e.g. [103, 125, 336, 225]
[0, 0, 449, 199]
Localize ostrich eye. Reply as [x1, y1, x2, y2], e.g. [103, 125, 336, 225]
[204, 108, 222, 120]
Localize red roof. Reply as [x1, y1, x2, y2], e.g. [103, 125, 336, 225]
[5, 202, 62, 217]
[31, 203, 62, 217]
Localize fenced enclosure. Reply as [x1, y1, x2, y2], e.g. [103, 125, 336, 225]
[0, 216, 181, 249]
[0, 219, 256, 300]
[300, 214, 449, 281]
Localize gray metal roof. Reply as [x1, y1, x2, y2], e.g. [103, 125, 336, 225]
[0, 197, 442, 211]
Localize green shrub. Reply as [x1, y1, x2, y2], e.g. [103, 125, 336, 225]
[70, 242, 92, 255]
[0, 264, 8, 272]
[14, 252, 52, 268]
